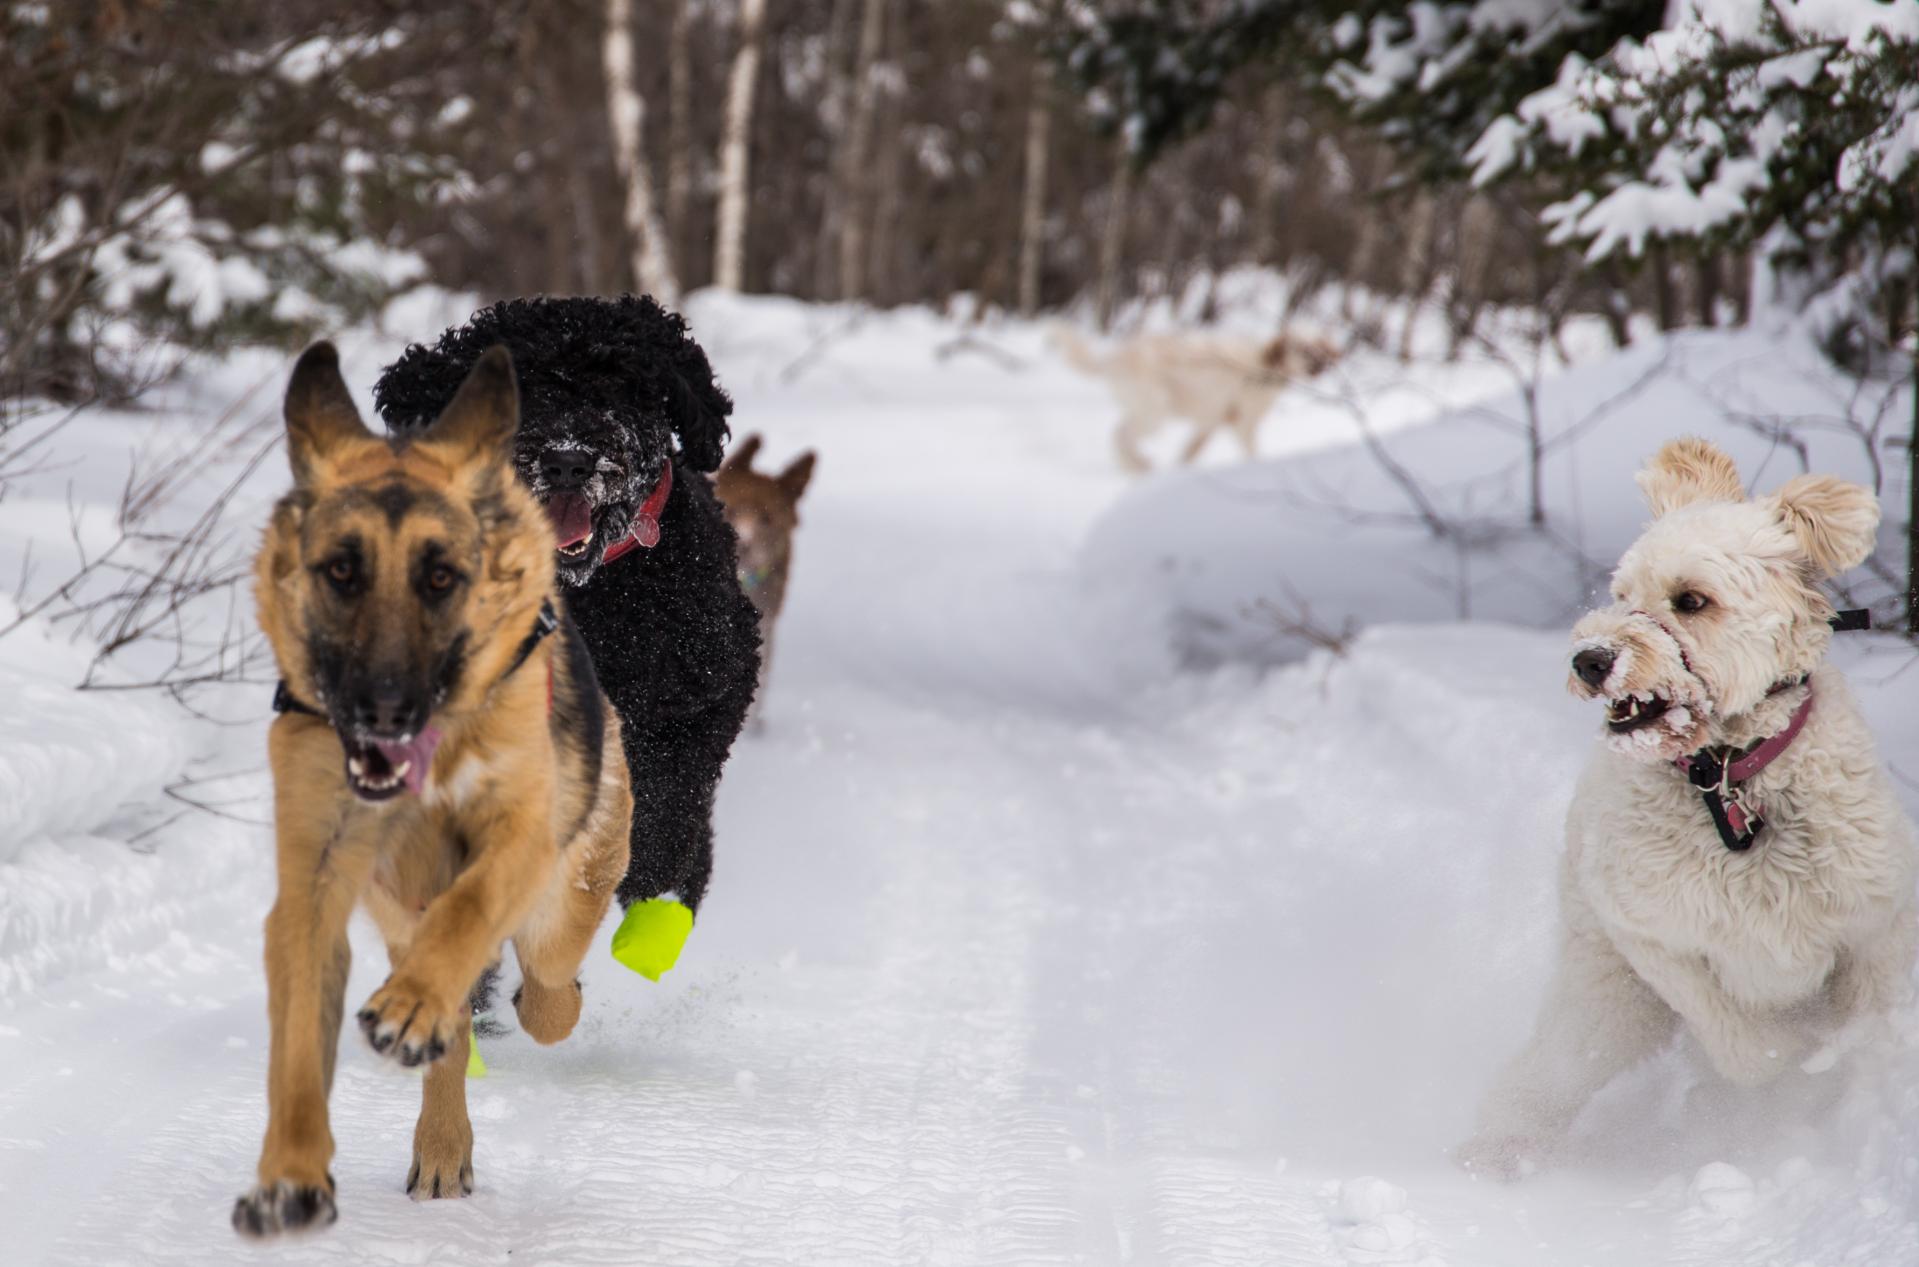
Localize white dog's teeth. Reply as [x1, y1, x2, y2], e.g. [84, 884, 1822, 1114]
[394, 760, 411, 778]
[348, 757, 365, 777]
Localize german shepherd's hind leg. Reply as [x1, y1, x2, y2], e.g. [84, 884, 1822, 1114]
[235, 769, 375, 1238]
[517, 769, 630, 1044]
[513, 962, 583, 1045]
[409, 1004, 475, 1200]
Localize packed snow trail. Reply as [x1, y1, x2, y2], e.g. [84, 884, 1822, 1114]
[3, 299, 1918, 1265]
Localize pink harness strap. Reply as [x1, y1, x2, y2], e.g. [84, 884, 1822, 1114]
[1674, 687, 1813, 850]
[1676, 688, 1813, 784]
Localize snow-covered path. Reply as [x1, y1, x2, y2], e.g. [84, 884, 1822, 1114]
[4, 301, 1918, 1265]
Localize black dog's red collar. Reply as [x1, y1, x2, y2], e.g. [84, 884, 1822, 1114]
[601, 463, 674, 566]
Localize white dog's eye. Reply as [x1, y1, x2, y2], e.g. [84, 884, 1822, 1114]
[1673, 591, 1711, 614]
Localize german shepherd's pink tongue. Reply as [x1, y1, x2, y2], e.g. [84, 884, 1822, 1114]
[371, 727, 442, 797]
[546, 493, 593, 549]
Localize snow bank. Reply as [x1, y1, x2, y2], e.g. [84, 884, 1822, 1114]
[0, 614, 184, 860]
[1, 286, 1916, 1264]
[1081, 325, 1909, 668]
[0, 285, 481, 1005]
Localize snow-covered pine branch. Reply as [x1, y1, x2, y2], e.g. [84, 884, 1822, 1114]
[1467, 2, 1919, 271]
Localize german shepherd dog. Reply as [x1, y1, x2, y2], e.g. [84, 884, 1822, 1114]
[233, 344, 632, 1236]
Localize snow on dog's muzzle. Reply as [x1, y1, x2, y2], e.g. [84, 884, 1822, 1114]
[1567, 607, 1711, 761]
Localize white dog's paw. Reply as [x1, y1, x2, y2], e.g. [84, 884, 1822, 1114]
[1706, 1032, 1804, 1087]
[1453, 1133, 1544, 1182]
[1800, 1016, 1877, 1074]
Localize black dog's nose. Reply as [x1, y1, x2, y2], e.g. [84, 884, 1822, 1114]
[541, 450, 595, 491]
[353, 687, 422, 737]
[1572, 647, 1615, 688]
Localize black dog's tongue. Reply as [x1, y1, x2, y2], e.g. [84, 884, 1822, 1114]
[546, 493, 593, 548]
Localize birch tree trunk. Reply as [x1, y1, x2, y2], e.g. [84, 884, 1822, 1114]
[666, 0, 692, 275]
[868, 109, 903, 306]
[529, 22, 604, 292]
[1016, 65, 1051, 318]
[602, 0, 678, 301]
[1252, 85, 1287, 267]
[1095, 145, 1134, 332]
[713, 0, 768, 293]
[836, 0, 888, 302]
[811, 0, 858, 298]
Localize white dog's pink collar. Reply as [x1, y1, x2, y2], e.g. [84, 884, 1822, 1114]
[1675, 688, 1814, 851]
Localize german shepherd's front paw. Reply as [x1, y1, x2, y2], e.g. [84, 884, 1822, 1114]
[357, 976, 460, 1067]
[406, 1150, 474, 1201]
[232, 1178, 337, 1237]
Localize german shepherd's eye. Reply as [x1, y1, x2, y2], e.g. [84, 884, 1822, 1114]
[324, 556, 358, 593]
[1673, 591, 1711, 614]
[426, 564, 458, 593]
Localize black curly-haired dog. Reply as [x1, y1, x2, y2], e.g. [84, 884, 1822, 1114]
[374, 296, 759, 932]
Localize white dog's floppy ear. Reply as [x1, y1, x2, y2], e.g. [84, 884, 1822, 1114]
[1634, 437, 1746, 517]
[1769, 473, 1880, 578]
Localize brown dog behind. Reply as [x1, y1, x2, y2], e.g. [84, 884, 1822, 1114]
[234, 344, 631, 1236]
[714, 434, 815, 719]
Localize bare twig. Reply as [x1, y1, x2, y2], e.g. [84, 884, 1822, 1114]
[1251, 583, 1359, 656]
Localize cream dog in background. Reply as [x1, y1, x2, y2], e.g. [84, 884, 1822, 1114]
[1460, 438, 1917, 1180]
[1053, 325, 1339, 472]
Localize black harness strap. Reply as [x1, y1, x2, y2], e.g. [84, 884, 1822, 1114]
[504, 598, 562, 681]
[1683, 750, 1762, 852]
[273, 599, 561, 718]
[1672, 614, 1869, 851]
[271, 679, 322, 718]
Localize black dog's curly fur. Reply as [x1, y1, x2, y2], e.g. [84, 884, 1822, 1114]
[374, 295, 759, 919]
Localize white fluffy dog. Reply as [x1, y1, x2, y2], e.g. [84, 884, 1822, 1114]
[1460, 438, 1917, 1180]
[1052, 326, 1339, 472]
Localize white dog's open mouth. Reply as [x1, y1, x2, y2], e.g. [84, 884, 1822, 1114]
[1606, 692, 1673, 735]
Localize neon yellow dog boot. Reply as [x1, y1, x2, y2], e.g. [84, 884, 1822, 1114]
[610, 898, 693, 982]
[466, 1020, 487, 1078]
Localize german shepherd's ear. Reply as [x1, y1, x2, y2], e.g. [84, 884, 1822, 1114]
[777, 451, 816, 503]
[419, 345, 520, 466]
[285, 342, 374, 485]
[721, 433, 763, 473]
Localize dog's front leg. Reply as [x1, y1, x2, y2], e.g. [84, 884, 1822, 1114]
[1459, 919, 1675, 1180]
[357, 803, 554, 1066]
[407, 1005, 474, 1200]
[1113, 411, 1154, 473]
[1828, 902, 1919, 1025]
[1616, 933, 1803, 1085]
[235, 748, 376, 1237]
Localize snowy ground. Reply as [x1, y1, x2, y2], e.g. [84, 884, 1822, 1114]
[2, 290, 1918, 1265]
